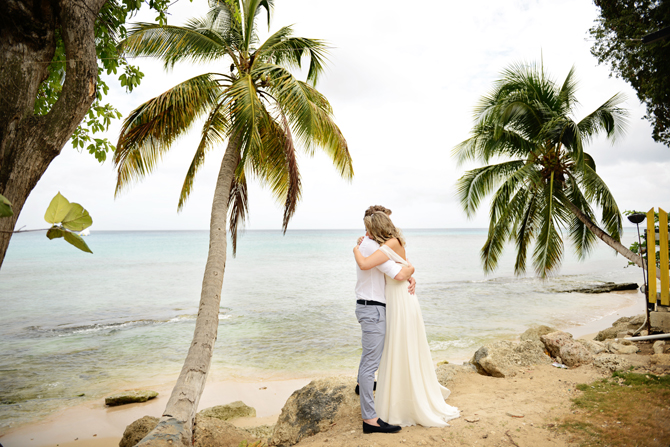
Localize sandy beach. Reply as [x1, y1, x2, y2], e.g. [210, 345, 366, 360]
[0, 291, 647, 447]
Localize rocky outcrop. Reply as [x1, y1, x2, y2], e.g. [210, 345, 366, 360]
[576, 338, 607, 355]
[470, 340, 551, 378]
[563, 282, 638, 294]
[653, 340, 666, 355]
[593, 354, 631, 372]
[650, 353, 670, 370]
[604, 340, 640, 355]
[520, 325, 557, 344]
[104, 390, 158, 406]
[269, 376, 359, 446]
[541, 331, 593, 367]
[594, 315, 645, 341]
[194, 416, 258, 447]
[119, 416, 159, 447]
[198, 401, 256, 421]
[436, 362, 476, 386]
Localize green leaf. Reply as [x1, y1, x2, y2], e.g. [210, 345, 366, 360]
[46, 227, 64, 240]
[63, 231, 93, 253]
[61, 203, 93, 231]
[44, 192, 71, 224]
[0, 193, 13, 218]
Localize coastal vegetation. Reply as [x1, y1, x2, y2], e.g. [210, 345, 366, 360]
[560, 371, 670, 446]
[590, 0, 670, 147]
[453, 62, 647, 278]
[0, 0, 175, 269]
[113, 0, 352, 444]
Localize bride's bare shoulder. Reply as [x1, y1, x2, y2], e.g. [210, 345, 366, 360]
[383, 238, 402, 249]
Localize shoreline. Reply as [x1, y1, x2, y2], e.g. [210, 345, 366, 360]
[0, 291, 648, 447]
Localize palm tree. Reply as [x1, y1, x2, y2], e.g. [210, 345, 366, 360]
[453, 62, 651, 279]
[114, 1, 352, 444]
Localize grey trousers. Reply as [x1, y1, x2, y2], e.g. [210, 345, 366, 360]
[355, 303, 386, 420]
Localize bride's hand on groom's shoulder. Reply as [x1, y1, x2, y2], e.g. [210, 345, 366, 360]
[357, 236, 364, 246]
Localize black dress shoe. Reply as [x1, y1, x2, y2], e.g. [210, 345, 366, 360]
[354, 382, 377, 395]
[363, 420, 401, 434]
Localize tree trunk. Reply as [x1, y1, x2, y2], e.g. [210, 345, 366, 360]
[137, 136, 242, 446]
[0, 0, 103, 268]
[565, 200, 662, 280]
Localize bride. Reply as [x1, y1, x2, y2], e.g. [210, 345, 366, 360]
[353, 211, 460, 427]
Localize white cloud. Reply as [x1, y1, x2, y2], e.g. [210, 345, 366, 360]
[14, 0, 670, 232]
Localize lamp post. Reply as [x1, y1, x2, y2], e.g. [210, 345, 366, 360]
[628, 213, 651, 331]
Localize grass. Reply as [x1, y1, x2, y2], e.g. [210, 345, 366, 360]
[559, 371, 670, 447]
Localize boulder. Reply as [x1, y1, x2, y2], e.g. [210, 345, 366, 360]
[194, 416, 258, 447]
[576, 339, 606, 355]
[119, 416, 159, 447]
[604, 340, 639, 355]
[436, 362, 476, 386]
[119, 415, 257, 447]
[470, 340, 551, 378]
[653, 340, 666, 355]
[595, 324, 631, 342]
[198, 401, 256, 421]
[269, 376, 359, 446]
[105, 390, 158, 406]
[520, 325, 557, 344]
[593, 354, 631, 373]
[650, 353, 670, 369]
[541, 331, 593, 367]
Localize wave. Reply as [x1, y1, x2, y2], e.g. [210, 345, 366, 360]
[20, 312, 230, 338]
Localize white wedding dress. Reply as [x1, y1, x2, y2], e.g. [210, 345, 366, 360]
[374, 245, 460, 427]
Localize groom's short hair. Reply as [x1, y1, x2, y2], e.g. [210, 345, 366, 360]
[364, 205, 392, 217]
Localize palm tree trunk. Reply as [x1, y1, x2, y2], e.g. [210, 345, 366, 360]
[137, 135, 242, 447]
[565, 200, 662, 280]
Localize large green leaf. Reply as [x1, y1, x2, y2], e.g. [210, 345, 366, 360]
[63, 231, 93, 253]
[46, 227, 64, 240]
[0, 193, 12, 218]
[44, 192, 71, 224]
[62, 203, 93, 231]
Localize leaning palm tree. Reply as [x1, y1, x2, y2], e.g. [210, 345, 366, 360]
[453, 61, 651, 279]
[114, 1, 352, 444]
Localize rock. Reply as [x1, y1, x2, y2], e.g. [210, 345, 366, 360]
[506, 412, 524, 418]
[119, 415, 257, 447]
[595, 324, 631, 342]
[605, 340, 640, 355]
[194, 416, 258, 447]
[650, 354, 670, 369]
[541, 332, 593, 367]
[105, 390, 158, 406]
[650, 311, 670, 332]
[465, 417, 480, 423]
[653, 340, 666, 355]
[470, 340, 551, 378]
[564, 282, 638, 294]
[629, 315, 646, 326]
[520, 325, 557, 344]
[270, 376, 359, 446]
[576, 339, 606, 355]
[593, 354, 631, 372]
[119, 416, 159, 447]
[436, 362, 476, 386]
[240, 424, 275, 441]
[198, 401, 256, 421]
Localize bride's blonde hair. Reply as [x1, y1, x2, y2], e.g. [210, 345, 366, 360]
[364, 211, 406, 247]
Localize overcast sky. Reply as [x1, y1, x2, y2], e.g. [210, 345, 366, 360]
[15, 0, 670, 232]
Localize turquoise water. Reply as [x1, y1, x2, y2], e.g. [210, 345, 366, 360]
[0, 229, 643, 432]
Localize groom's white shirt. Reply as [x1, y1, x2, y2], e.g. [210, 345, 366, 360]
[355, 236, 401, 304]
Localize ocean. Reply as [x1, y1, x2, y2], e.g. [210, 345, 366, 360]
[0, 228, 644, 433]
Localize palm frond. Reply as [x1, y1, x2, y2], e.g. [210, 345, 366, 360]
[532, 173, 563, 277]
[228, 172, 248, 256]
[178, 101, 230, 211]
[513, 190, 540, 274]
[456, 160, 527, 218]
[257, 33, 330, 85]
[577, 92, 629, 145]
[120, 23, 234, 69]
[556, 179, 598, 261]
[114, 73, 221, 195]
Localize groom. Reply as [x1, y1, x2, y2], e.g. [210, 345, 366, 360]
[355, 205, 415, 434]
